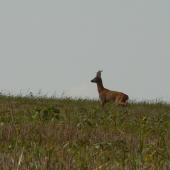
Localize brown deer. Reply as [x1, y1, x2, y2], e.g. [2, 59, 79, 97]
[91, 70, 129, 110]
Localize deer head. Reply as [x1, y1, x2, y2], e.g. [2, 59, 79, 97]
[91, 70, 103, 83]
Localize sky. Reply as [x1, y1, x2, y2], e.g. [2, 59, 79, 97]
[0, 1, 170, 101]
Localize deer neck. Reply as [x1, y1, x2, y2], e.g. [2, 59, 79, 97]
[97, 79, 104, 93]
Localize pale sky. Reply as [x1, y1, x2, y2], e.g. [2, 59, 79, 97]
[1, 1, 170, 101]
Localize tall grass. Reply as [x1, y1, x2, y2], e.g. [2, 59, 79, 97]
[0, 93, 170, 169]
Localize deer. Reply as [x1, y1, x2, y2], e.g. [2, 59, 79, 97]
[91, 70, 129, 110]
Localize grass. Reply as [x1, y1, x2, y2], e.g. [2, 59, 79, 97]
[0, 93, 170, 169]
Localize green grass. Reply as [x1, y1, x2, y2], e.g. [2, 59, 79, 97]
[0, 93, 170, 169]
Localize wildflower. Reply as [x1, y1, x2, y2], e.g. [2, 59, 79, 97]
[142, 116, 146, 121]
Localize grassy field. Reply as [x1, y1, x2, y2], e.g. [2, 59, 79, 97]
[0, 93, 170, 170]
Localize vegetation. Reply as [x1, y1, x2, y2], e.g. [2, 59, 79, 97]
[0, 92, 170, 169]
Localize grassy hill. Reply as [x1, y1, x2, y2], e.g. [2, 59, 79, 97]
[0, 93, 170, 169]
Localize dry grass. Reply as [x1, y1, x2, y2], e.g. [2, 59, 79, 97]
[0, 93, 170, 169]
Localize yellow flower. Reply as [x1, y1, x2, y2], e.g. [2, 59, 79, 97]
[142, 116, 146, 121]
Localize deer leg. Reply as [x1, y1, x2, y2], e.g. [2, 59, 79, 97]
[117, 101, 128, 113]
[101, 100, 106, 110]
[118, 101, 127, 107]
[115, 97, 127, 106]
[116, 94, 128, 107]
